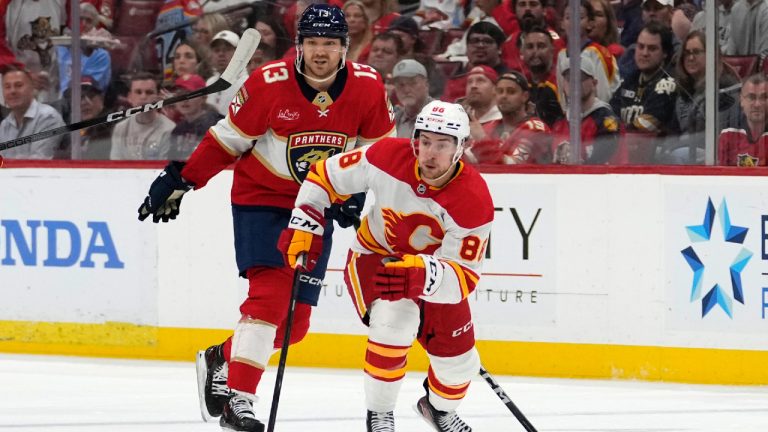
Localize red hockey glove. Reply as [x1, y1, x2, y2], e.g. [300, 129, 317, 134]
[278, 205, 325, 271]
[373, 255, 443, 301]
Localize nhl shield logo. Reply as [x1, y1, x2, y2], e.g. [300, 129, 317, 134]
[287, 131, 348, 183]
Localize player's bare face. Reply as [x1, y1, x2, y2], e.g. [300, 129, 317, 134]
[418, 131, 458, 186]
[302, 37, 345, 80]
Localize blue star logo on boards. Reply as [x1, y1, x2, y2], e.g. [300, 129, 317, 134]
[680, 197, 751, 318]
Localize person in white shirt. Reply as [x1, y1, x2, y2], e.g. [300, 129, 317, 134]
[205, 30, 248, 116]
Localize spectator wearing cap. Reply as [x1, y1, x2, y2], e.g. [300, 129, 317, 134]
[463, 65, 503, 141]
[466, 71, 552, 164]
[552, 52, 622, 165]
[0, 65, 64, 160]
[168, 74, 224, 160]
[206, 30, 248, 116]
[556, 0, 620, 111]
[110, 72, 176, 160]
[438, 0, 509, 62]
[385, 15, 446, 98]
[391, 59, 433, 138]
[444, 21, 509, 102]
[72, 76, 113, 160]
[726, 0, 768, 59]
[344, 1, 374, 62]
[501, 0, 565, 74]
[521, 26, 564, 126]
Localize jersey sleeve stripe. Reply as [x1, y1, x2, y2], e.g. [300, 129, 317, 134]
[250, 148, 294, 181]
[210, 127, 245, 157]
[308, 161, 349, 203]
[345, 252, 368, 320]
[227, 115, 261, 139]
[444, 260, 472, 299]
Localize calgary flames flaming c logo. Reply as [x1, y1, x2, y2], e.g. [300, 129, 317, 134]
[380, 209, 445, 254]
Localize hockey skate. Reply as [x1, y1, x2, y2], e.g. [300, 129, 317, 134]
[366, 410, 395, 432]
[414, 396, 472, 432]
[196, 344, 230, 421]
[220, 392, 265, 432]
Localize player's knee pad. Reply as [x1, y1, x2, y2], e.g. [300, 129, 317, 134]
[240, 267, 293, 325]
[368, 298, 420, 347]
[274, 302, 311, 349]
[230, 316, 278, 369]
[426, 347, 481, 412]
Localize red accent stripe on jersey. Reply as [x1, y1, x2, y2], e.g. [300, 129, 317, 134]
[364, 340, 410, 382]
[427, 366, 469, 400]
[443, 260, 478, 298]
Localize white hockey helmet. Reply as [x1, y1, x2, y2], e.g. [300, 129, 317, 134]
[412, 101, 470, 164]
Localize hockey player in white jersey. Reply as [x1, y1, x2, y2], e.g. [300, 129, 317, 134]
[277, 101, 495, 432]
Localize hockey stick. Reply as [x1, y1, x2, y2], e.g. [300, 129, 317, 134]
[266, 255, 305, 432]
[0, 29, 260, 154]
[479, 367, 538, 432]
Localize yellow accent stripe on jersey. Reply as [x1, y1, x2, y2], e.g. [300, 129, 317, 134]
[367, 341, 410, 358]
[210, 127, 243, 157]
[357, 218, 390, 255]
[445, 260, 471, 299]
[309, 161, 349, 203]
[428, 380, 468, 400]
[347, 253, 368, 319]
[227, 115, 261, 139]
[364, 361, 407, 379]
[250, 147, 294, 181]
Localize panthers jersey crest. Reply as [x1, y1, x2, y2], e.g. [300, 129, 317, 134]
[287, 132, 348, 183]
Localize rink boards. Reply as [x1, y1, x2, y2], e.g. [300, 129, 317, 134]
[0, 164, 767, 385]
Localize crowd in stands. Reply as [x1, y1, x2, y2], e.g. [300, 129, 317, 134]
[2, 0, 768, 167]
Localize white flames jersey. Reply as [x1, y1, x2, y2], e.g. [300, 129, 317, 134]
[297, 137, 494, 304]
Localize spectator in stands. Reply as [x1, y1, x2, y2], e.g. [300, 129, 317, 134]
[367, 32, 405, 79]
[80, 0, 114, 29]
[438, 0, 509, 62]
[718, 73, 768, 166]
[206, 30, 248, 116]
[246, 43, 276, 75]
[466, 71, 552, 164]
[360, 0, 400, 35]
[155, 0, 203, 83]
[462, 65, 503, 140]
[726, 0, 768, 59]
[253, 16, 292, 59]
[662, 30, 740, 164]
[391, 59, 433, 138]
[618, 0, 680, 79]
[589, 0, 624, 58]
[173, 39, 210, 79]
[444, 21, 509, 102]
[386, 15, 446, 98]
[557, 0, 620, 110]
[70, 76, 113, 160]
[553, 53, 621, 164]
[501, 0, 565, 74]
[413, 0, 456, 29]
[192, 12, 230, 47]
[5, 0, 66, 103]
[521, 26, 564, 126]
[110, 73, 176, 160]
[344, 0, 374, 62]
[691, 0, 732, 51]
[0, 66, 64, 159]
[168, 74, 223, 161]
[611, 22, 677, 143]
[56, 3, 112, 96]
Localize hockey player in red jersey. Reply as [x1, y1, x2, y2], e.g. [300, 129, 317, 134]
[278, 101, 494, 432]
[137, 4, 395, 431]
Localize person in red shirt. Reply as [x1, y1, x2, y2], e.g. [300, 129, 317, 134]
[138, 5, 395, 431]
[500, 0, 565, 73]
[444, 21, 508, 102]
[718, 74, 768, 166]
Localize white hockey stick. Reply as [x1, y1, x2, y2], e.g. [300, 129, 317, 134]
[0, 29, 260, 154]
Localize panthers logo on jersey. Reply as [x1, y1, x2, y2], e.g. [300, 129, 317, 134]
[287, 131, 348, 183]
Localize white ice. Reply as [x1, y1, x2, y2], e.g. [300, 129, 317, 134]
[0, 354, 766, 431]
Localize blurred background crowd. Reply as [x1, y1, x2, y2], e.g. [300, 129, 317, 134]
[0, 0, 765, 166]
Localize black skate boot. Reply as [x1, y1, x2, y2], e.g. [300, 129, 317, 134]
[414, 395, 472, 432]
[366, 409, 395, 432]
[196, 344, 229, 421]
[219, 393, 265, 432]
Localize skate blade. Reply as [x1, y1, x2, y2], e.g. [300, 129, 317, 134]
[196, 350, 214, 422]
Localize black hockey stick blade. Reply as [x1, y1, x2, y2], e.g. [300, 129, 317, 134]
[0, 28, 261, 153]
[479, 367, 538, 432]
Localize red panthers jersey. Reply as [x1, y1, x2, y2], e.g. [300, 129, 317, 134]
[467, 117, 551, 164]
[718, 126, 768, 166]
[181, 59, 396, 208]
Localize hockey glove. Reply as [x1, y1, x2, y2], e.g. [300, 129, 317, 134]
[373, 254, 444, 301]
[278, 205, 326, 271]
[138, 161, 194, 223]
[325, 192, 365, 229]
